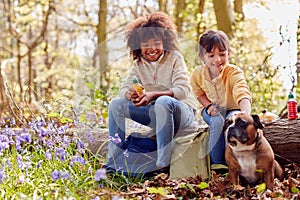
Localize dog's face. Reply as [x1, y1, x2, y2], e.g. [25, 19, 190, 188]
[224, 113, 264, 150]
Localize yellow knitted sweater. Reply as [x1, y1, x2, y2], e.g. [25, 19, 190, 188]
[190, 64, 252, 111]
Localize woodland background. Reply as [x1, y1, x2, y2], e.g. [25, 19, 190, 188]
[0, 0, 299, 124]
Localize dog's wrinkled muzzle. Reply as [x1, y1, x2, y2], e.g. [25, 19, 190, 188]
[227, 126, 249, 146]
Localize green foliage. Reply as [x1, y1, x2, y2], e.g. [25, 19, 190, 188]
[148, 187, 167, 196]
[291, 186, 299, 193]
[256, 183, 266, 193]
[227, 13, 287, 115]
[1, 0, 296, 120]
[197, 182, 209, 189]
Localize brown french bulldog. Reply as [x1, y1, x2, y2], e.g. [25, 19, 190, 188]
[224, 113, 283, 189]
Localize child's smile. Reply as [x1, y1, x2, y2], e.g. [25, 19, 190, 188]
[140, 37, 164, 62]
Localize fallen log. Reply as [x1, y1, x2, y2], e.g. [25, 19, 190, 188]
[77, 118, 300, 166]
[262, 118, 300, 165]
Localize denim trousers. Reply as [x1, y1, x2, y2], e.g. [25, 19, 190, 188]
[201, 108, 239, 165]
[107, 96, 195, 168]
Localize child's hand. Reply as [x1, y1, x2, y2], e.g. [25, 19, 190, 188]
[206, 103, 225, 116]
[126, 88, 140, 103]
[133, 92, 153, 107]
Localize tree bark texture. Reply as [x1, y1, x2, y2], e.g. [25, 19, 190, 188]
[213, 0, 234, 38]
[262, 119, 300, 165]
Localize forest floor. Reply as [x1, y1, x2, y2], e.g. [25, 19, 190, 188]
[89, 121, 300, 199]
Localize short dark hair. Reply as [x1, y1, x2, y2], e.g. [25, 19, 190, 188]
[198, 30, 230, 57]
[126, 12, 178, 61]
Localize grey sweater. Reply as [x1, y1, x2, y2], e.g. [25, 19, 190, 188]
[118, 50, 198, 111]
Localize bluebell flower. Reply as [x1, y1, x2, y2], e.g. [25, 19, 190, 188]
[112, 196, 122, 200]
[51, 170, 60, 181]
[0, 141, 10, 153]
[98, 116, 103, 124]
[51, 170, 70, 181]
[94, 168, 107, 181]
[86, 113, 97, 121]
[62, 136, 71, 146]
[17, 154, 24, 169]
[54, 135, 62, 143]
[75, 139, 86, 149]
[61, 171, 70, 180]
[40, 127, 49, 137]
[0, 135, 9, 142]
[19, 132, 31, 143]
[45, 150, 52, 160]
[57, 125, 67, 134]
[46, 139, 55, 149]
[123, 149, 129, 158]
[70, 154, 86, 167]
[40, 117, 47, 126]
[108, 133, 121, 144]
[36, 160, 42, 169]
[92, 196, 100, 200]
[55, 147, 66, 161]
[15, 140, 23, 151]
[0, 169, 5, 183]
[5, 159, 11, 168]
[10, 118, 16, 127]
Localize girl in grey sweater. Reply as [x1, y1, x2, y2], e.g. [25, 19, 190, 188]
[105, 12, 197, 176]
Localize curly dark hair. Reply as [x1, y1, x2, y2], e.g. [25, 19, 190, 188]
[125, 12, 178, 61]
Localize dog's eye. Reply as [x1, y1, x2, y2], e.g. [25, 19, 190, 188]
[235, 118, 248, 127]
[229, 141, 237, 146]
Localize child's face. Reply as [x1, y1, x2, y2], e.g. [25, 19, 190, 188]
[201, 48, 230, 73]
[140, 37, 164, 62]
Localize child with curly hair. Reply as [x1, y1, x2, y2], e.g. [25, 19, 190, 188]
[105, 11, 197, 176]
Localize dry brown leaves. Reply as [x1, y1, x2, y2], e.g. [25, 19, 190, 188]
[117, 163, 300, 199]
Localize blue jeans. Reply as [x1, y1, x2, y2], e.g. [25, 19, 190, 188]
[201, 108, 240, 165]
[107, 96, 195, 168]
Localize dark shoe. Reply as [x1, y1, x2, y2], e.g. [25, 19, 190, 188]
[211, 164, 228, 175]
[153, 166, 170, 176]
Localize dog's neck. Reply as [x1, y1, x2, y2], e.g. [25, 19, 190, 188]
[254, 130, 262, 148]
[229, 130, 262, 152]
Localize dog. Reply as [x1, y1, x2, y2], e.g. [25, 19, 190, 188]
[223, 112, 283, 189]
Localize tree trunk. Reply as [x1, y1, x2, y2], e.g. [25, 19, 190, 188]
[0, 65, 5, 103]
[233, 0, 244, 20]
[263, 119, 300, 165]
[158, 0, 168, 13]
[28, 49, 32, 103]
[212, 0, 234, 38]
[97, 0, 109, 94]
[174, 0, 185, 33]
[196, 0, 206, 37]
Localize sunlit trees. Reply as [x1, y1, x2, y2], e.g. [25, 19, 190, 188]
[0, 0, 298, 119]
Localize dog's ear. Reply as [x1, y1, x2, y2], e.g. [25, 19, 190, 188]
[223, 118, 233, 132]
[252, 114, 264, 129]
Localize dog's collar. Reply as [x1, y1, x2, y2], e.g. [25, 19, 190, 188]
[254, 131, 262, 148]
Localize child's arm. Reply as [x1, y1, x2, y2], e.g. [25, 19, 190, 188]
[238, 98, 251, 114]
[197, 94, 211, 108]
